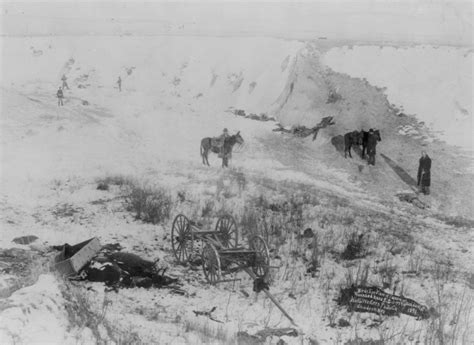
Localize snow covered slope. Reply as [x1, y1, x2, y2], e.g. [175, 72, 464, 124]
[322, 45, 473, 152]
[1, 34, 473, 345]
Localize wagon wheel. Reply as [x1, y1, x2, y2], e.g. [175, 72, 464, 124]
[249, 235, 270, 278]
[215, 214, 238, 248]
[202, 243, 222, 284]
[171, 214, 194, 263]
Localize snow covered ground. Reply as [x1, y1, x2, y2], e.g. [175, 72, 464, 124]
[0, 3, 473, 343]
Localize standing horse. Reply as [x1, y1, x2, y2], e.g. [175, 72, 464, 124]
[200, 132, 244, 167]
[361, 130, 381, 159]
[344, 131, 363, 158]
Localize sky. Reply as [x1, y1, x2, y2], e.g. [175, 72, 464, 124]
[1, 1, 472, 45]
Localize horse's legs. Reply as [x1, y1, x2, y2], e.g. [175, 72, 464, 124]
[201, 147, 210, 166]
[345, 145, 352, 158]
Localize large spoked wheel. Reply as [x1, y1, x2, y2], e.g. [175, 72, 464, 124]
[202, 243, 222, 285]
[215, 214, 238, 248]
[249, 235, 270, 278]
[171, 214, 194, 263]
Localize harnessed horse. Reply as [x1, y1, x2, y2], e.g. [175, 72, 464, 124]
[200, 132, 244, 167]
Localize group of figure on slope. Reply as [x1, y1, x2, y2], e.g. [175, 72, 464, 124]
[343, 128, 431, 195]
[343, 128, 381, 165]
[55, 74, 123, 107]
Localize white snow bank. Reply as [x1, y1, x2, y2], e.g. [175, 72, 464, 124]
[322, 45, 473, 152]
[1, 36, 302, 115]
[0, 274, 95, 345]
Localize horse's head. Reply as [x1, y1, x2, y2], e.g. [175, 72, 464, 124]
[375, 130, 382, 141]
[234, 131, 244, 145]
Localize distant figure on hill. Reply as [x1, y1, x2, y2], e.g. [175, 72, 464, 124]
[61, 74, 70, 90]
[56, 87, 64, 106]
[366, 129, 379, 165]
[117, 76, 122, 92]
[417, 151, 431, 195]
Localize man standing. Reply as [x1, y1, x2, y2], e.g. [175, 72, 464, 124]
[57, 86, 64, 106]
[217, 128, 229, 158]
[117, 76, 122, 92]
[417, 151, 431, 195]
[366, 129, 378, 165]
[61, 74, 70, 90]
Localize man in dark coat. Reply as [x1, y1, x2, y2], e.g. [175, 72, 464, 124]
[417, 151, 431, 195]
[366, 129, 378, 165]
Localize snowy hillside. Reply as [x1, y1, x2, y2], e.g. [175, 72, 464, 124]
[1, 33, 473, 345]
[323, 45, 473, 152]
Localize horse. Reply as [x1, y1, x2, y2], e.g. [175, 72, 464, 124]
[344, 130, 363, 158]
[200, 132, 244, 167]
[361, 130, 382, 159]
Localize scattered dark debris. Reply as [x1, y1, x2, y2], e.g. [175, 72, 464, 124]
[81, 251, 177, 290]
[396, 192, 427, 209]
[240, 289, 250, 298]
[440, 215, 474, 229]
[51, 203, 85, 219]
[192, 306, 223, 323]
[97, 182, 109, 191]
[255, 328, 298, 339]
[338, 318, 351, 327]
[232, 109, 276, 122]
[273, 116, 335, 141]
[302, 228, 314, 238]
[237, 328, 298, 345]
[341, 233, 366, 260]
[253, 277, 270, 293]
[101, 243, 123, 253]
[12, 235, 39, 245]
[82, 100, 89, 106]
[237, 331, 262, 345]
[53, 240, 180, 290]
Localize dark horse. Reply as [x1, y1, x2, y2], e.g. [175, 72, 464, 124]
[200, 132, 244, 167]
[344, 130, 363, 158]
[361, 130, 382, 159]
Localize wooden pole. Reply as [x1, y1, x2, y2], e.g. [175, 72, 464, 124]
[244, 268, 297, 327]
